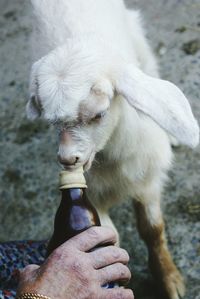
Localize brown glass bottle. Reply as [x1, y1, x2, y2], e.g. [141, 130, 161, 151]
[47, 187, 101, 255]
[47, 168, 100, 255]
[46, 168, 117, 288]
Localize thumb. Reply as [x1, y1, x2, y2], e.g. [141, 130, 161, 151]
[20, 264, 40, 278]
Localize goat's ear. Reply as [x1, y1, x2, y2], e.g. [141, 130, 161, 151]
[26, 60, 42, 120]
[26, 95, 42, 120]
[115, 65, 199, 148]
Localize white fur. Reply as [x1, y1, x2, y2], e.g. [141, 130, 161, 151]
[28, 0, 199, 245]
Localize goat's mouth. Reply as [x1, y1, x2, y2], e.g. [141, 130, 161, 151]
[83, 151, 96, 171]
[60, 152, 95, 172]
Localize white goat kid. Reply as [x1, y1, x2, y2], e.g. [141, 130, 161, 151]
[27, 1, 199, 298]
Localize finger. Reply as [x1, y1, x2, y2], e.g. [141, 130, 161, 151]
[20, 264, 40, 278]
[100, 288, 134, 299]
[66, 226, 117, 252]
[18, 264, 40, 294]
[90, 246, 129, 269]
[98, 263, 131, 285]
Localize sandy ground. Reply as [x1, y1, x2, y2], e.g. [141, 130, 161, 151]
[0, 1, 199, 298]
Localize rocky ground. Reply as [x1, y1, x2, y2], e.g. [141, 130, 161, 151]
[0, 0, 199, 298]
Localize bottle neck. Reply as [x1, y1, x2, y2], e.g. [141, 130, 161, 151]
[61, 188, 86, 202]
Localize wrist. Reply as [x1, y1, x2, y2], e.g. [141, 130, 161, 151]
[16, 293, 51, 299]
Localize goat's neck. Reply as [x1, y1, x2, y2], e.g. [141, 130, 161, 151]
[100, 100, 141, 164]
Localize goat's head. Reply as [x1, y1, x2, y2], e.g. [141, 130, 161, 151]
[27, 39, 122, 170]
[27, 38, 199, 170]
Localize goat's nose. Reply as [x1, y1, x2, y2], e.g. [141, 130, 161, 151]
[58, 155, 80, 166]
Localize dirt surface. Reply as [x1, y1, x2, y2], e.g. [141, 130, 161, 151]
[0, 1, 199, 298]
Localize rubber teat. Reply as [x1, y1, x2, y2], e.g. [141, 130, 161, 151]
[59, 167, 87, 189]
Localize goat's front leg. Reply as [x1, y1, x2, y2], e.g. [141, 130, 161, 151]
[96, 208, 120, 246]
[133, 190, 185, 299]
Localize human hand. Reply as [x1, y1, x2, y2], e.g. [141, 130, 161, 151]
[17, 227, 134, 299]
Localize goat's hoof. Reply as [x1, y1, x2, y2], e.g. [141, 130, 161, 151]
[149, 251, 185, 299]
[159, 268, 186, 299]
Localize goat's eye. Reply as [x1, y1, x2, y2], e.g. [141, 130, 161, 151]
[92, 111, 107, 121]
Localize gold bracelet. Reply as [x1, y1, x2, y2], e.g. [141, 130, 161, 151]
[16, 293, 51, 299]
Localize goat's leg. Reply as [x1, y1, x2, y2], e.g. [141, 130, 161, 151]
[133, 194, 185, 299]
[96, 208, 120, 246]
